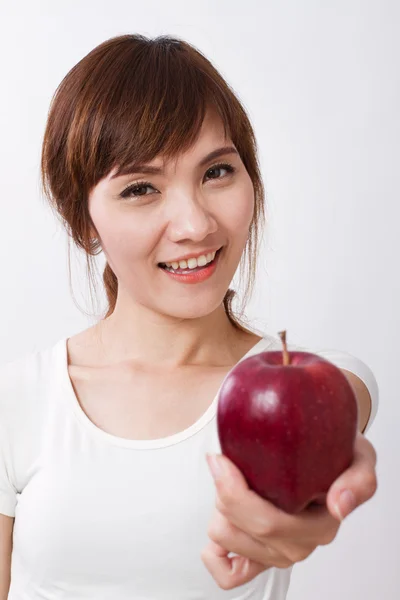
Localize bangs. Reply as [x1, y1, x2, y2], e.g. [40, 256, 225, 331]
[65, 35, 242, 188]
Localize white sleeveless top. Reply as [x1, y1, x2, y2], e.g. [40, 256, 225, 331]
[0, 333, 379, 599]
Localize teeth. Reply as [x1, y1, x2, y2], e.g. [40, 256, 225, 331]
[197, 255, 207, 267]
[163, 250, 217, 271]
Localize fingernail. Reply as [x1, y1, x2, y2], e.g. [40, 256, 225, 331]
[242, 558, 250, 576]
[230, 557, 239, 575]
[206, 453, 224, 481]
[335, 490, 356, 522]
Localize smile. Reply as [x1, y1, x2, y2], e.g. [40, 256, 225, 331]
[158, 247, 223, 284]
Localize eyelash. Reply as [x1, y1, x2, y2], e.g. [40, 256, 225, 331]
[119, 162, 236, 200]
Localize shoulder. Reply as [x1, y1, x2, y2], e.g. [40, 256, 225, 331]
[0, 338, 64, 421]
[0, 339, 64, 503]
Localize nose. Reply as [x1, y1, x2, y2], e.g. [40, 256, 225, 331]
[166, 191, 218, 243]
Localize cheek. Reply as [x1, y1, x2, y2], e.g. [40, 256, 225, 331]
[92, 210, 156, 266]
[222, 178, 255, 236]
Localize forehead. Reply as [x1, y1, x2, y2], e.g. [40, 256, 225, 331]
[166, 111, 231, 165]
[198, 109, 228, 140]
[105, 109, 231, 181]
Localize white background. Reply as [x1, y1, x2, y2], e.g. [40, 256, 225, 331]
[0, 1, 398, 598]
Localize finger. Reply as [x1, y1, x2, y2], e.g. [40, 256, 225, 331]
[208, 453, 339, 543]
[327, 433, 378, 522]
[201, 540, 267, 591]
[208, 508, 292, 568]
[207, 453, 291, 539]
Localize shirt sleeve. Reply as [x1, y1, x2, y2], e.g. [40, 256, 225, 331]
[0, 423, 17, 517]
[286, 342, 379, 435]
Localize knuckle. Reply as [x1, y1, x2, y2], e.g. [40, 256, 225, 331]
[320, 526, 339, 546]
[207, 520, 231, 546]
[364, 472, 378, 497]
[284, 546, 310, 564]
[215, 497, 229, 516]
[216, 488, 232, 508]
[295, 548, 313, 562]
[253, 518, 275, 539]
[218, 577, 234, 591]
[364, 437, 377, 466]
[207, 523, 221, 544]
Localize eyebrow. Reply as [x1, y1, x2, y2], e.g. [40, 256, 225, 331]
[111, 145, 239, 179]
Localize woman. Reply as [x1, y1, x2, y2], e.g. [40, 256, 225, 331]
[0, 34, 378, 599]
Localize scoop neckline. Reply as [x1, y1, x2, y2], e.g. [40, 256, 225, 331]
[56, 334, 274, 449]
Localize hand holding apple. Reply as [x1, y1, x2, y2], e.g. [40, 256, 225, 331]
[203, 432, 377, 591]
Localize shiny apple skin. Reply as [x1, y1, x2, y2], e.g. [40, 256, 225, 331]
[217, 351, 359, 513]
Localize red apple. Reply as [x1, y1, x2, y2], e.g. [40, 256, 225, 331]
[217, 331, 359, 513]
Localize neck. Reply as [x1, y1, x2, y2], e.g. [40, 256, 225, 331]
[93, 298, 255, 370]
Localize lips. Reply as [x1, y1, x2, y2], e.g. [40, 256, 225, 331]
[158, 247, 222, 284]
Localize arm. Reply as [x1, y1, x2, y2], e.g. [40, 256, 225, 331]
[0, 514, 13, 599]
[340, 369, 372, 434]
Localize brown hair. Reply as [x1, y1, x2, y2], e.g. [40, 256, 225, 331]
[41, 34, 266, 331]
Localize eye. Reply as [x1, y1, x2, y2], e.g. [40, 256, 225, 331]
[120, 181, 156, 199]
[204, 162, 236, 181]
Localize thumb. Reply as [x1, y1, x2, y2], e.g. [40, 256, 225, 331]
[326, 435, 377, 522]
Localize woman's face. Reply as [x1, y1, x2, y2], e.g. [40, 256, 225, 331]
[88, 110, 255, 321]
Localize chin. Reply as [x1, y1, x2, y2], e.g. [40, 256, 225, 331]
[155, 294, 227, 321]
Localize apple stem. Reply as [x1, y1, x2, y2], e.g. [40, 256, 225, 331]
[278, 330, 291, 366]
